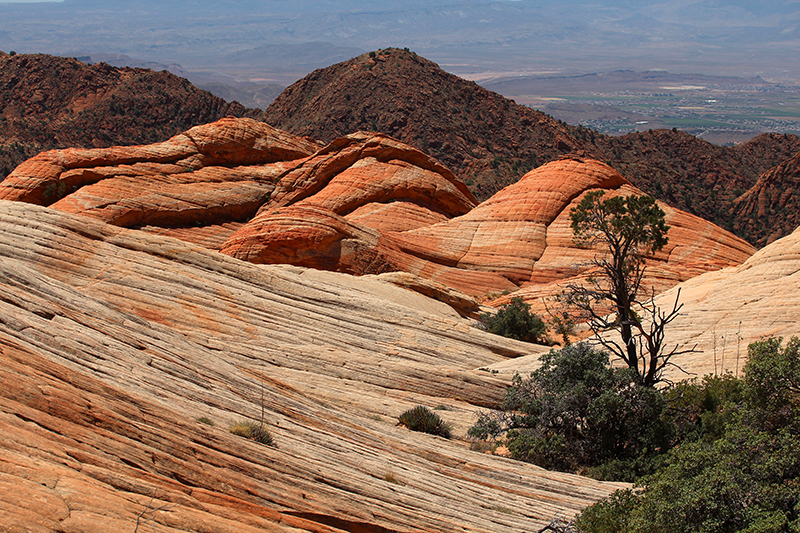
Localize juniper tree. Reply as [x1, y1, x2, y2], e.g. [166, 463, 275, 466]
[563, 190, 693, 386]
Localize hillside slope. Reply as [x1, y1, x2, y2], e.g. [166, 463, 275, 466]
[263, 48, 800, 246]
[730, 150, 800, 246]
[0, 199, 623, 532]
[0, 52, 261, 180]
[262, 48, 586, 200]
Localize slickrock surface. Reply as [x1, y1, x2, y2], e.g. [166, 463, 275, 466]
[639, 224, 800, 379]
[0, 200, 630, 532]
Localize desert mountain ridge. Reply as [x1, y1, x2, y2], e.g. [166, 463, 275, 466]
[0, 52, 259, 183]
[263, 48, 800, 247]
[3, 50, 800, 248]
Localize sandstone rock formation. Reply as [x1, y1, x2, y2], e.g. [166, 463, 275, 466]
[0, 118, 755, 315]
[639, 223, 800, 379]
[0, 117, 320, 249]
[0, 200, 625, 532]
[221, 153, 755, 307]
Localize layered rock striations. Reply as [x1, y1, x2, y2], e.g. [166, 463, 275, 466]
[0, 117, 320, 249]
[638, 224, 800, 379]
[0, 200, 625, 532]
[0, 117, 755, 310]
[223, 155, 754, 305]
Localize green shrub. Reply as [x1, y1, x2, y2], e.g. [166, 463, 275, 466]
[196, 416, 214, 426]
[578, 337, 800, 533]
[480, 297, 547, 344]
[469, 343, 672, 479]
[229, 420, 273, 445]
[663, 372, 742, 444]
[398, 406, 452, 438]
[576, 489, 640, 533]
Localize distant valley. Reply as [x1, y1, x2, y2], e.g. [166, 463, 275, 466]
[481, 70, 800, 146]
[3, 0, 800, 147]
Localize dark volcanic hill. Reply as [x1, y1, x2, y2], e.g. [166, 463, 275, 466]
[263, 48, 590, 200]
[263, 48, 800, 246]
[0, 52, 261, 180]
[731, 150, 800, 246]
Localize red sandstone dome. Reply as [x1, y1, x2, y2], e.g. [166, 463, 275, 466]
[0, 117, 755, 306]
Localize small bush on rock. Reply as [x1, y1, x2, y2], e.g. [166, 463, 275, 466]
[229, 420, 273, 445]
[480, 297, 548, 344]
[398, 405, 452, 438]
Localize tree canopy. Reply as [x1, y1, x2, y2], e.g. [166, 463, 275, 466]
[468, 343, 672, 479]
[480, 296, 548, 344]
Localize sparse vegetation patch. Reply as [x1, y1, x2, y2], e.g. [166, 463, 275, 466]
[398, 405, 452, 438]
[229, 420, 273, 445]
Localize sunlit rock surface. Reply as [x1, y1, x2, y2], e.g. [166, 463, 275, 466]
[0, 200, 628, 532]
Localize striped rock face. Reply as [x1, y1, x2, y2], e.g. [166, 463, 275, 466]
[0, 200, 623, 532]
[1, 117, 755, 311]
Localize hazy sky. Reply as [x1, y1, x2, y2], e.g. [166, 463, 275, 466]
[2, 1, 799, 83]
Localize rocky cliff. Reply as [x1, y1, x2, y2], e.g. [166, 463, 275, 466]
[0, 117, 756, 314]
[0, 199, 625, 532]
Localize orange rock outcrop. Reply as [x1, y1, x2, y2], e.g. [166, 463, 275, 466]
[222, 154, 755, 305]
[0, 117, 755, 310]
[0, 117, 319, 247]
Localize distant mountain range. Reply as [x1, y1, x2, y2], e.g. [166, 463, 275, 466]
[1, 0, 799, 84]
